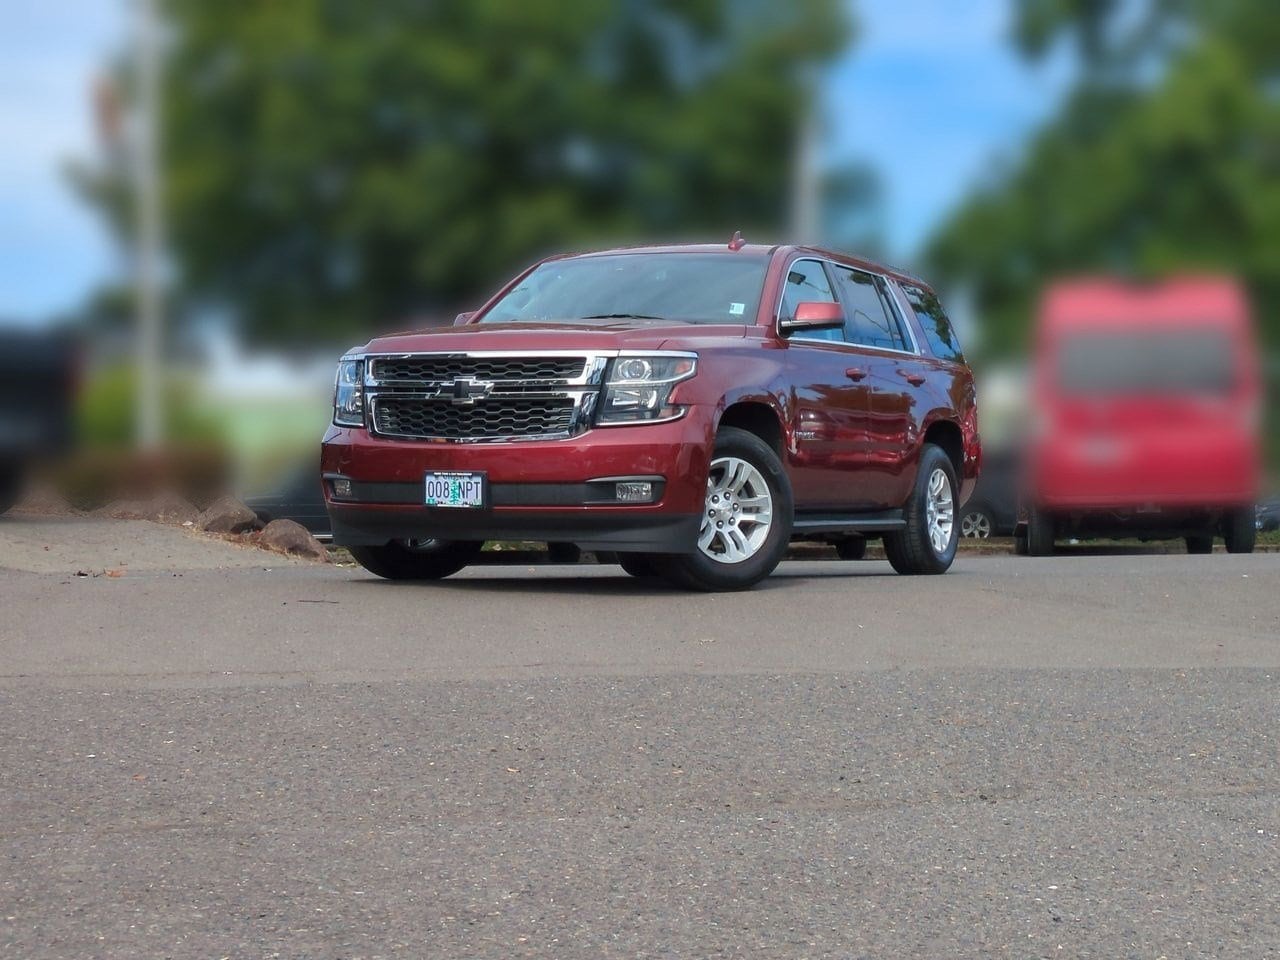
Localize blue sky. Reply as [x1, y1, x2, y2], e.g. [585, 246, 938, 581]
[0, 3, 123, 324]
[0, 0, 1072, 323]
[826, 0, 1073, 258]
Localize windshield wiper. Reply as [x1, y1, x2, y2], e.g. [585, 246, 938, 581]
[580, 313, 669, 321]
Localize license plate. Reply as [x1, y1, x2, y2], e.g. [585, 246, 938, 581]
[424, 472, 486, 508]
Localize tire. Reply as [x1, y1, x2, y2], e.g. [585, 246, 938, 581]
[1024, 506, 1055, 557]
[834, 537, 867, 560]
[0, 465, 24, 516]
[883, 444, 959, 575]
[546, 542, 582, 564]
[1185, 534, 1214, 555]
[618, 553, 662, 578]
[349, 539, 483, 580]
[1223, 507, 1256, 554]
[661, 427, 794, 591]
[960, 505, 995, 539]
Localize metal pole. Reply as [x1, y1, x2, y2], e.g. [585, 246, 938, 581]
[789, 69, 821, 243]
[132, 0, 163, 449]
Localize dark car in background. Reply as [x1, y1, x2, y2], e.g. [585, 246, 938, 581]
[244, 465, 332, 540]
[0, 327, 77, 515]
[959, 448, 1018, 538]
[1257, 498, 1280, 533]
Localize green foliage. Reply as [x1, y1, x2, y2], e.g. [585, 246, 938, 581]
[928, 0, 1280, 356]
[77, 364, 224, 449]
[79, 0, 849, 345]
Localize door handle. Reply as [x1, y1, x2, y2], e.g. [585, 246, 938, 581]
[845, 367, 868, 382]
[898, 369, 926, 386]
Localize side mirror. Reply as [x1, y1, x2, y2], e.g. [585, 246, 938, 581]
[780, 301, 844, 333]
[453, 311, 476, 326]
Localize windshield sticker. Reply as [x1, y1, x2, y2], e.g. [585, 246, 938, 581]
[729, 302, 745, 316]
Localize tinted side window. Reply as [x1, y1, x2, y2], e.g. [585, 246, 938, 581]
[901, 283, 964, 361]
[830, 266, 908, 351]
[780, 259, 840, 343]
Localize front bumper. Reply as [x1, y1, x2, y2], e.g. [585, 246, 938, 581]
[321, 414, 711, 551]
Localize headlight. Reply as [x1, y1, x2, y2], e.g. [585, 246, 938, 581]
[597, 353, 696, 425]
[333, 358, 365, 427]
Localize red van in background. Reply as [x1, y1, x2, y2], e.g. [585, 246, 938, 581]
[1017, 277, 1261, 555]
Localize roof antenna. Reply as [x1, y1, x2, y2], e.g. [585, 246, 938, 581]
[727, 230, 746, 251]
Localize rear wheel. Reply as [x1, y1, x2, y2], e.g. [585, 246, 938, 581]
[1024, 506, 1055, 557]
[349, 539, 483, 580]
[1223, 507, 1256, 554]
[661, 427, 793, 591]
[1185, 534, 1214, 555]
[883, 444, 958, 575]
[0, 465, 24, 516]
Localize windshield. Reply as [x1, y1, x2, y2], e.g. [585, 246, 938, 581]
[1055, 328, 1237, 396]
[479, 253, 769, 325]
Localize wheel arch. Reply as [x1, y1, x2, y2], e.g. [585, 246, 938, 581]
[921, 417, 964, 480]
[715, 398, 786, 458]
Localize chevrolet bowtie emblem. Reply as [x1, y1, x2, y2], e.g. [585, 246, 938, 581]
[448, 377, 493, 405]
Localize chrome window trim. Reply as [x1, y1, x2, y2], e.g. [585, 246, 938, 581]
[774, 256, 923, 357]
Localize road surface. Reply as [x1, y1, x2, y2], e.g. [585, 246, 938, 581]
[2, 516, 1277, 958]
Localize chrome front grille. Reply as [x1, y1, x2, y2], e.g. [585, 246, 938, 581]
[369, 355, 586, 385]
[363, 351, 606, 442]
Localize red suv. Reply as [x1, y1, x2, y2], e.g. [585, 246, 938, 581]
[322, 241, 981, 590]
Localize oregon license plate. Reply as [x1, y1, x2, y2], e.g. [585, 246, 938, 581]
[424, 472, 485, 508]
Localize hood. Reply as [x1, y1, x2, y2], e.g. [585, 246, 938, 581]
[360, 319, 750, 355]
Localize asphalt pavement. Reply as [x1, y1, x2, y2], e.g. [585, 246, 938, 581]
[1, 516, 1277, 958]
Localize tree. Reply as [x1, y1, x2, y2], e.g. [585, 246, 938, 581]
[76, 0, 850, 345]
[926, 0, 1280, 356]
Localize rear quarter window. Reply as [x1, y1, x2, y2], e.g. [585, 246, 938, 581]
[901, 283, 964, 362]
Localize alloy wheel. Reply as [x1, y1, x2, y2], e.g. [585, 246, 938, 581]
[698, 456, 774, 564]
[925, 467, 954, 555]
[960, 510, 991, 539]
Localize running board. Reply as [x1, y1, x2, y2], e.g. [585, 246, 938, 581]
[791, 510, 906, 536]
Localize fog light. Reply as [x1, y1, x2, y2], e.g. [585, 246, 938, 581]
[615, 481, 653, 503]
[332, 478, 353, 499]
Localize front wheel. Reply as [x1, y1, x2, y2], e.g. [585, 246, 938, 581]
[661, 427, 793, 591]
[349, 539, 484, 580]
[883, 444, 959, 575]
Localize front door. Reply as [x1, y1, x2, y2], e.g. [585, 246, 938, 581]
[777, 258, 878, 510]
[826, 264, 923, 508]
